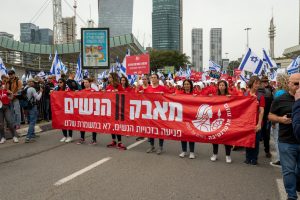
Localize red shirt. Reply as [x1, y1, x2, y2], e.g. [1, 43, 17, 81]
[119, 86, 132, 92]
[144, 85, 169, 94]
[0, 89, 10, 105]
[83, 88, 95, 92]
[106, 84, 123, 92]
[244, 91, 265, 125]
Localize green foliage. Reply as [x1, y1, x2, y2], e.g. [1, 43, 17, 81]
[227, 60, 241, 76]
[149, 50, 190, 71]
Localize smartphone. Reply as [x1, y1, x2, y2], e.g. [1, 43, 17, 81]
[286, 113, 292, 118]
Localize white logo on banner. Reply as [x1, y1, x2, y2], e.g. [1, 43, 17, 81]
[192, 104, 225, 132]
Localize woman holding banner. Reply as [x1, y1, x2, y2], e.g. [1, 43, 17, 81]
[210, 80, 232, 163]
[144, 74, 169, 155]
[54, 78, 74, 143]
[76, 78, 98, 145]
[105, 72, 127, 150]
[178, 79, 196, 159]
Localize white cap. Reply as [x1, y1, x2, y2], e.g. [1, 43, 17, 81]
[240, 81, 247, 89]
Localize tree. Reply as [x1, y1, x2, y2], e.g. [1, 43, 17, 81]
[149, 50, 190, 72]
[227, 60, 241, 76]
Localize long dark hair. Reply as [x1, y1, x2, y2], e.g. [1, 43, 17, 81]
[109, 72, 120, 89]
[183, 79, 193, 94]
[58, 78, 67, 91]
[217, 80, 229, 95]
[120, 75, 129, 88]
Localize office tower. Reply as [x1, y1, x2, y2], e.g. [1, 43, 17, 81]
[210, 28, 222, 66]
[152, 0, 182, 52]
[20, 23, 39, 43]
[191, 28, 203, 72]
[98, 0, 133, 37]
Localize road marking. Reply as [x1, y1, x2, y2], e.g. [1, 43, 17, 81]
[126, 138, 147, 150]
[54, 157, 111, 186]
[276, 178, 286, 200]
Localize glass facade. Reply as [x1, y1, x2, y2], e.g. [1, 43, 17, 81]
[20, 23, 39, 43]
[192, 28, 203, 72]
[152, 0, 182, 52]
[98, 0, 133, 37]
[210, 28, 222, 66]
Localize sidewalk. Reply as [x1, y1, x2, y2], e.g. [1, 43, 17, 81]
[5, 121, 53, 139]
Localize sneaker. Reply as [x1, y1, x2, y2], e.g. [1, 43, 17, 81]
[107, 141, 117, 148]
[146, 146, 155, 153]
[89, 140, 97, 145]
[270, 160, 281, 168]
[156, 147, 163, 155]
[179, 152, 187, 158]
[265, 152, 272, 158]
[244, 159, 250, 164]
[60, 137, 67, 142]
[0, 137, 6, 144]
[65, 137, 73, 143]
[25, 138, 35, 143]
[250, 160, 258, 165]
[117, 143, 127, 150]
[136, 137, 144, 141]
[210, 154, 217, 162]
[76, 138, 85, 145]
[189, 152, 195, 159]
[13, 136, 19, 143]
[226, 156, 232, 163]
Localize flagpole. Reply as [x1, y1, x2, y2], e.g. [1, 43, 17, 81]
[244, 27, 251, 49]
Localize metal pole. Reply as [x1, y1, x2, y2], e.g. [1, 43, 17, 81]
[244, 28, 251, 49]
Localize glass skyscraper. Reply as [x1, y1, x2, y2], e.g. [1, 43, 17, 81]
[192, 28, 203, 72]
[210, 28, 222, 66]
[152, 0, 182, 52]
[98, 0, 133, 37]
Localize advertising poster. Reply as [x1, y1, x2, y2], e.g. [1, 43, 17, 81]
[81, 28, 109, 68]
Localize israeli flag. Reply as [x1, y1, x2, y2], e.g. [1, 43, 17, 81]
[239, 74, 249, 82]
[83, 69, 89, 78]
[287, 56, 300, 75]
[74, 54, 83, 83]
[120, 49, 130, 77]
[37, 71, 46, 78]
[0, 57, 7, 76]
[109, 65, 115, 73]
[60, 60, 68, 74]
[186, 64, 192, 78]
[49, 54, 52, 61]
[269, 69, 278, 81]
[209, 60, 221, 72]
[239, 48, 263, 75]
[262, 49, 277, 69]
[128, 74, 137, 85]
[50, 50, 58, 75]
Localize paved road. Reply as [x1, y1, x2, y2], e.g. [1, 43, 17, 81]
[0, 130, 284, 200]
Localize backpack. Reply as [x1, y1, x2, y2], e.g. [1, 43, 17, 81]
[18, 87, 34, 110]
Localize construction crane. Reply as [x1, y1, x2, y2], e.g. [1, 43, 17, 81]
[53, 0, 63, 44]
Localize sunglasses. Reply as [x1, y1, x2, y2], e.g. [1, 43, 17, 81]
[293, 82, 300, 86]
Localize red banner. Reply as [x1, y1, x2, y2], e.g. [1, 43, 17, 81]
[126, 54, 150, 75]
[51, 92, 258, 147]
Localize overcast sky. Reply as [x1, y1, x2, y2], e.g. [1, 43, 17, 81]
[1, 0, 298, 66]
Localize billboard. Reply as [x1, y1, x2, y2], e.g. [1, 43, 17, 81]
[126, 54, 150, 75]
[81, 28, 110, 69]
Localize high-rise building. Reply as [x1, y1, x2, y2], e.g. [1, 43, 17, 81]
[0, 32, 14, 39]
[191, 28, 203, 72]
[98, 0, 133, 37]
[20, 23, 39, 43]
[210, 28, 222, 66]
[62, 16, 76, 43]
[39, 29, 53, 45]
[152, 0, 182, 52]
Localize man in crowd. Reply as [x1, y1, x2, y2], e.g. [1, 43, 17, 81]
[25, 79, 43, 143]
[269, 73, 300, 200]
[293, 80, 300, 139]
[259, 76, 274, 158]
[6, 70, 22, 129]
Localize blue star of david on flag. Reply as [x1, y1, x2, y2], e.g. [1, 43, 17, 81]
[250, 56, 258, 63]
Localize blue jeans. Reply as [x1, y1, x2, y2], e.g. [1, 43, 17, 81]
[246, 131, 261, 163]
[278, 142, 300, 200]
[26, 106, 38, 139]
[271, 123, 280, 161]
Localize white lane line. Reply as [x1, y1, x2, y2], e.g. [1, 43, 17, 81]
[126, 138, 147, 150]
[54, 157, 111, 186]
[276, 178, 286, 200]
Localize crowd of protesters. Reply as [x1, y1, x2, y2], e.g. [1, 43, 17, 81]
[1, 69, 300, 200]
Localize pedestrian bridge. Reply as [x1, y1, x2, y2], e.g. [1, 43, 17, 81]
[0, 33, 145, 70]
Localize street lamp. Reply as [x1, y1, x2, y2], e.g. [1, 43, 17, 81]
[244, 27, 251, 49]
